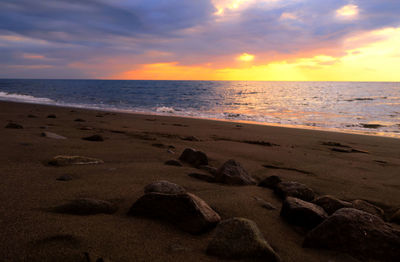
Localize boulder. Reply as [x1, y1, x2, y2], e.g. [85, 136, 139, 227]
[52, 198, 117, 215]
[274, 181, 315, 201]
[164, 160, 182, 166]
[179, 148, 208, 167]
[390, 209, 400, 224]
[82, 134, 104, 142]
[5, 122, 23, 129]
[303, 208, 400, 262]
[214, 159, 256, 185]
[352, 200, 385, 219]
[41, 131, 67, 140]
[258, 175, 282, 189]
[128, 192, 220, 234]
[48, 155, 104, 166]
[280, 197, 328, 229]
[206, 218, 281, 261]
[188, 173, 216, 183]
[144, 181, 186, 195]
[313, 195, 352, 215]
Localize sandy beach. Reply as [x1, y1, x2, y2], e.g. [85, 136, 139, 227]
[0, 100, 399, 262]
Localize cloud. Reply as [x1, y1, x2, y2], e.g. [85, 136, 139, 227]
[0, 0, 399, 78]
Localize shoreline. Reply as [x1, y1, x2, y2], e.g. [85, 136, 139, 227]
[1, 99, 399, 261]
[1, 99, 399, 140]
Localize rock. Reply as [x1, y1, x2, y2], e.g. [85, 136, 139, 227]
[303, 208, 400, 262]
[48, 155, 104, 166]
[179, 148, 208, 167]
[281, 197, 328, 229]
[274, 181, 315, 201]
[5, 122, 23, 129]
[128, 192, 220, 234]
[198, 165, 217, 175]
[313, 195, 352, 215]
[27, 114, 37, 118]
[206, 218, 281, 261]
[80, 126, 93, 130]
[258, 175, 282, 189]
[214, 159, 256, 185]
[164, 160, 182, 166]
[84, 252, 112, 262]
[41, 131, 67, 140]
[352, 200, 385, 219]
[47, 114, 56, 118]
[74, 118, 85, 122]
[56, 175, 73, 181]
[188, 173, 215, 183]
[82, 134, 104, 141]
[52, 198, 117, 215]
[181, 135, 200, 141]
[144, 181, 186, 195]
[253, 196, 277, 210]
[390, 209, 400, 224]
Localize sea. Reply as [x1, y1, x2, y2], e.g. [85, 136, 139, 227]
[0, 79, 399, 138]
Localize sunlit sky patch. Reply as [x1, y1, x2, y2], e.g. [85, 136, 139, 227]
[0, 0, 399, 81]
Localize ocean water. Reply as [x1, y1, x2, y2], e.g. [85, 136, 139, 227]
[0, 79, 399, 138]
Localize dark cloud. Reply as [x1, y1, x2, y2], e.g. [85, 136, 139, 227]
[0, 0, 399, 78]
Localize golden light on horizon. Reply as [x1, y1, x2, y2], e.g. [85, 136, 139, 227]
[238, 53, 255, 62]
[336, 4, 359, 18]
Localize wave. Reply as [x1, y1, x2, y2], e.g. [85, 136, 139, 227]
[0, 91, 54, 104]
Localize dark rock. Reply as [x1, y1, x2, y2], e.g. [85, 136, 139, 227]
[281, 197, 328, 229]
[390, 209, 400, 224]
[352, 199, 385, 219]
[74, 118, 85, 122]
[80, 126, 93, 130]
[5, 122, 23, 129]
[144, 180, 186, 195]
[48, 155, 104, 166]
[181, 135, 200, 141]
[56, 175, 73, 181]
[52, 198, 117, 215]
[253, 196, 277, 210]
[313, 195, 352, 215]
[128, 192, 220, 234]
[258, 175, 282, 189]
[274, 181, 315, 201]
[188, 173, 215, 183]
[82, 134, 104, 142]
[27, 114, 37, 118]
[164, 160, 182, 167]
[303, 208, 400, 262]
[206, 217, 281, 261]
[47, 114, 56, 118]
[214, 159, 256, 185]
[41, 131, 67, 140]
[179, 148, 208, 167]
[198, 165, 217, 175]
[84, 252, 112, 262]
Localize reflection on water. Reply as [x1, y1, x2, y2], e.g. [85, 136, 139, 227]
[0, 79, 399, 137]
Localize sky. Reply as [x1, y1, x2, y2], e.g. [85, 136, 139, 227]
[0, 0, 399, 81]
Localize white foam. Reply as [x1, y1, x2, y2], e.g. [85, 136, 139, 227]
[0, 91, 54, 104]
[155, 106, 175, 113]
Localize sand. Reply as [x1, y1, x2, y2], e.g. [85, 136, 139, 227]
[0, 100, 399, 262]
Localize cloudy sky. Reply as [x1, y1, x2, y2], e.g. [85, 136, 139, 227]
[1, 0, 399, 80]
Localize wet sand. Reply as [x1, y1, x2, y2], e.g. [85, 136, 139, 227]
[0, 100, 399, 262]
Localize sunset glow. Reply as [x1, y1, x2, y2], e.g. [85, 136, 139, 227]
[1, 0, 399, 81]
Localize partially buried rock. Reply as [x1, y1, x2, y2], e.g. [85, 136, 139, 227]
[56, 175, 73, 181]
[274, 181, 315, 201]
[179, 148, 208, 167]
[258, 175, 282, 189]
[82, 134, 104, 141]
[303, 208, 400, 262]
[47, 114, 56, 118]
[74, 118, 85, 122]
[181, 135, 200, 141]
[198, 165, 217, 175]
[352, 199, 385, 219]
[144, 180, 186, 195]
[48, 155, 104, 166]
[313, 195, 352, 215]
[390, 209, 400, 224]
[206, 217, 281, 261]
[281, 197, 328, 229]
[214, 159, 256, 185]
[52, 198, 117, 215]
[188, 173, 216, 183]
[41, 131, 67, 140]
[128, 192, 220, 234]
[164, 159, 182, 167]
[5, 122, 23, 129]
[253, 196, 277, 210]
